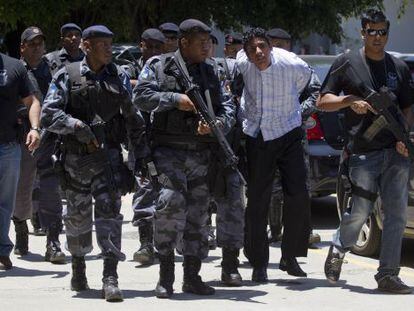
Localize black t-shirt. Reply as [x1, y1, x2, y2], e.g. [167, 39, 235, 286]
[320, 49, 414, 153]
[0, 53, 35, 143]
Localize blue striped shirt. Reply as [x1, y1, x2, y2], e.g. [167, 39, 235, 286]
[236, 48, 311, 141]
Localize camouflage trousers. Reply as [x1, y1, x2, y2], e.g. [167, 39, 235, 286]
[212, 169, 245, 249]
[268, 138, 311, 231]
[153, 146, 210, 259]
[63, 148, 125, 260]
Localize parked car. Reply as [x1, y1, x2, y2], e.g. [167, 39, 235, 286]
[112, 43, 141, 66]
[299, 55, 343, 197]
[336, 52, 414, 256]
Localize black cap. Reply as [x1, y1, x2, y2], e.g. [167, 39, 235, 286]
[225, 32, 243, 45]
[179, 19, 211, 35]
[21, 26, 45, 42]
[266, 28, 291, 40]
[60, 23, 82, 36]
[159, 22, 179, 35]
[141, 28, 166, 43]
[82, 25, 114, 39]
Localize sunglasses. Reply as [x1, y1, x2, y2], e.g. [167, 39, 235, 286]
[364, 28, 388, 37]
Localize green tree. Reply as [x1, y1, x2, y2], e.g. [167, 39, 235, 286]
[0, 0, 385, 51]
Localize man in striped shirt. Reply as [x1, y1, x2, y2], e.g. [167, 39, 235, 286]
[235, 28, 312, 282]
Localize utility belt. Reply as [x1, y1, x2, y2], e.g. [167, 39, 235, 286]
[152, 134, 214, 152]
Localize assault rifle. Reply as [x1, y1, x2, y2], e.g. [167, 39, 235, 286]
[164, 56, 247, 185]
[331, 60, 414, 160]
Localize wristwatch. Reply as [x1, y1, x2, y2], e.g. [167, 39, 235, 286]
[30, 127, 41, 133]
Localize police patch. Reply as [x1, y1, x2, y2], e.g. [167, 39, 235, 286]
[139, 65, 151, 80]
[386, 72, 398, 91]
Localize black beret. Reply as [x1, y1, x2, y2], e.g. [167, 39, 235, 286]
[141, 28, 166, 43]
[82, 25, 114, 39]
[266, 28, 291, 40]
[21, 26, 45, 42]
[159, 22, 179, 34]
[179, 19, 211, 34]
[225, 32, 243, 45]
[60, 23, 82, 36]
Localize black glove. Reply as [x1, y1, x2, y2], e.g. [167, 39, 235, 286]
[74, 121, 96, 144]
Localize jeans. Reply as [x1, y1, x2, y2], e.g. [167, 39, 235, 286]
[0, 142, 21, 256]
[333, 148, 410, 279]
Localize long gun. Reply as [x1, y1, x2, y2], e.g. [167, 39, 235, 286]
[331, 60, 414, 160]
[164, 57, 247, 185]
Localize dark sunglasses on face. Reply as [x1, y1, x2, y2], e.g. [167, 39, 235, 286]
[365, 28, 388, 37]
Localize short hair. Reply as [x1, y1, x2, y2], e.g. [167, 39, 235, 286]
[243, 27, 270, 52]
[361, 9, 390, 29]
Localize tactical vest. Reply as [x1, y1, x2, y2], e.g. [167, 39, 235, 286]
[151, 54, 222, 144]
[65, 62, 128, 146]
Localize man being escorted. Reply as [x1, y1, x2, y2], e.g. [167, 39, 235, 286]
[319, 9, 413, 294]
[134, 19, 236, 298]
[42, 25, 147, 301]
[237, 28, 312, 282]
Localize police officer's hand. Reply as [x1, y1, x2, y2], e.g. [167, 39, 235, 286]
[349, 98, 377, 115]
[74, 121, 99, 148]
[26, 129, 40, 152]
[197, 121, 211, 135]
[396, 141, 409, 157]
[177, 94, 196, 113]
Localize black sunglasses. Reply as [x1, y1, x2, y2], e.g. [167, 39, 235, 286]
[364, 28, 388, 37]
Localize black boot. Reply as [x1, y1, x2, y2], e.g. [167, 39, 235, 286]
[71, 256, 89, 291]
[45, 222, 66, 264]
[182, 256, 215, 295]
[221, 248, 242, 286]
[13, 218, 28, 256]
[133, 224, 154, 265]
[102, 258, 123, 302]
[31, 212, 45, 236]
[155, 251, 175, 298]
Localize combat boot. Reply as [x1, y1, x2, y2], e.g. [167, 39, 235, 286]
[133, 224, 154, 265]
[45, 222, 66, 264]
[31, 212, 46, 236]
[71, 256, 89, 291]
[13, 218, 28, 256]
[182, 256, 215, 295]
[221, 247, 242, 286]
[155, 251, 175, 298]
[102, 257, 123, 302]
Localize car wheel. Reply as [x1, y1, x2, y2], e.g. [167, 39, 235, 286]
[351, 213, 381, 257]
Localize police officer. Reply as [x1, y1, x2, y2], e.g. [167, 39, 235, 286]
[159, 22, 179, 53]
[45, 23, 84, 76]
[125, 28, 165, 266]
[42, 25, 148, 301]
[17, 26, 66, 263]
[134, 19, 236, 298]
[223, 32, 243, 59]
[266, 28, 292, 51]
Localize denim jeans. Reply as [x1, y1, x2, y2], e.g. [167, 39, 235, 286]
[0, 142, 21, 256]
[333, 148, 410, 279]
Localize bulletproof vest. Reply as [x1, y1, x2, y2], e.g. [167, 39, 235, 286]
[65, 61, 128, 145]
[152, 54, 222, 143]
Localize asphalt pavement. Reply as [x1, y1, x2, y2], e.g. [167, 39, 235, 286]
[1, 195, 413, 311]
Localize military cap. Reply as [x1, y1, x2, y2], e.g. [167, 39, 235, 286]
[179, 19, 211, 34]
[82, 25, 114, 39]
[159, 22, 179, 34]
[60, 23, 82, 36]
[141, 28, 166, 43]
[21, 26, 45, 42]
[266, 28, 291, 40]
[224, 32, 243, 45]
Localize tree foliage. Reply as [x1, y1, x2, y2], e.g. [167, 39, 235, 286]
[0, 0, 385, 47]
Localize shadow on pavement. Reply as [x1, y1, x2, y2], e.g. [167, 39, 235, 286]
[170, 287, 267, 303]
[73, 288, 154, 300]
[272, 277, 394, 295]
[0, 266, 69, 278]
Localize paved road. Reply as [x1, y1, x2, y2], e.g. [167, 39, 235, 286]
[1, 195, 413, 311]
